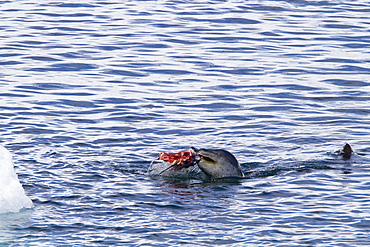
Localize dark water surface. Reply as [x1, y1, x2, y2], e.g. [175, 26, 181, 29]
[1, 0, 370, 246]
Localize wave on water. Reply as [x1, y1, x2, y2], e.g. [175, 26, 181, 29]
[0, 146, 33, 214]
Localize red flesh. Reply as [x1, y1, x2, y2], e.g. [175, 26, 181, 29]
[157, 148, 198, 167]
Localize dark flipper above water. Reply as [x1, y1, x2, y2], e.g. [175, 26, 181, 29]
[340, 143, 354, 159]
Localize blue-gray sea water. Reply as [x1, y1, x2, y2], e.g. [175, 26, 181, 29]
[1, 0, 370, 246]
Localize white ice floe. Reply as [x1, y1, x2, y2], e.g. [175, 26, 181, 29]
[0, 146, 33, 214]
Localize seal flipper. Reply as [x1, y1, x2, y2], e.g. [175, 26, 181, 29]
[341, 143, 353, 159]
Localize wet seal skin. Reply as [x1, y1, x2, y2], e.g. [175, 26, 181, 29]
[194, 148, 244, 179]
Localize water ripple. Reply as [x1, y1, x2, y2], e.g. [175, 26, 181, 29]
[1, 0, 370, 246]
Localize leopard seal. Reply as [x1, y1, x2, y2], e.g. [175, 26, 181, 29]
[155, 147, 244, 179]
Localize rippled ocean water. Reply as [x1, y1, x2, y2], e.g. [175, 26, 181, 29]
[1, 0, 370, 245]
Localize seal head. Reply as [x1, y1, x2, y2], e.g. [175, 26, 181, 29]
[193, 148, 244, 179]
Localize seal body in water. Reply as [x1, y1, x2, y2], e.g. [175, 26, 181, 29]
[154, 143, 356, 179]
[156, 147, 244, 179]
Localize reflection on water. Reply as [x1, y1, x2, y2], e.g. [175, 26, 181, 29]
[1, 0, 370, 246]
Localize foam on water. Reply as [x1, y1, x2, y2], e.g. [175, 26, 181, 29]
[0, 146, 33, 214]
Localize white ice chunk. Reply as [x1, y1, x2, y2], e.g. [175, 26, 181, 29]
[0, 146, 33, 214]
